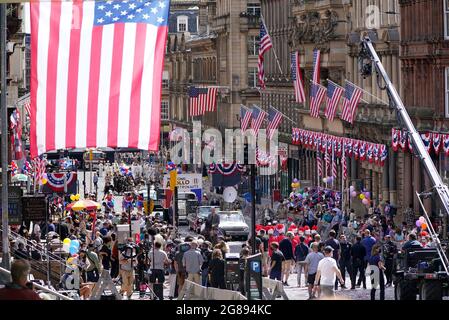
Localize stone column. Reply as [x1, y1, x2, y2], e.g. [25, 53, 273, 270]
[412, 156, 422, 212]
[372, 170, 379, 205]
[382, 159, 390, 202]
[389, 148, 398, 205]
[351, 157, 358, 182]
[423, 168, 432, 214]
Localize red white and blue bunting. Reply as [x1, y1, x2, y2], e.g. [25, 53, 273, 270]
[391, 128, 449, 157]
[208, 162, 245, 175]
[292, 128, 387, 166]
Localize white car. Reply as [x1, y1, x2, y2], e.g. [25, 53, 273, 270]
[217, 211, 249, 241]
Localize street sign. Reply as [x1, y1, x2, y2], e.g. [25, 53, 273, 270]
[245, 253, 262, 300]
[0, 186, 23, 225]
[22, 195, 47, 222]
[163, 173, 202, 193]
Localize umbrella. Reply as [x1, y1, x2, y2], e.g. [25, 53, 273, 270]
[70, 199, 101, 212]
[11, 174, 28, 182]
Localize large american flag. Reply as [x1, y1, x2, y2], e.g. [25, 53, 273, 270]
[240, 105, 252, 132]
[257, 21, 273, 89]
[310, 83, 326, 118]
[325, 80, 344, 122]
[267, 106, 283, 140]
[189, 86, 218, 116]
[291, 51, 305, 103]
[251, 105, 267, 136]
[29, 0, 169, 157]
[341, 81, 363, 124]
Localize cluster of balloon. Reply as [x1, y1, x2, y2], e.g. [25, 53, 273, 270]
[69, 194, 81, 202]
[39, 173, 48, 185]
[291, 178, 300, 190]
[322, 176, 334, 184]
[416, 216, 428, 230]
[63, 238, 80, 255]
[166, 161, 176, 172]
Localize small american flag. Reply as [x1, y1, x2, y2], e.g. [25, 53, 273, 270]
[310, 83, 326, 118]
[325, 80, 344, 122]
[267, 106, 283, 140]
[24, 99, 31, 118]
[342, 142, 347, 179]
[189, 86, 218, 116]
[291, 52, 305, 103]
[240, 105, 252, 132]
[251, 105, 267, 136]
[341, 81, 363, 124]
[312, 49, 321, 84]
[32, 156, 47, 184]
[317, 146, 322, 178]
[257, 21, 273, 89]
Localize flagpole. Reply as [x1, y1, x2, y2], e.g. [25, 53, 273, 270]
[341, 143, 345, 211]
[332, 144, 335, 190]
[317, 144, 320, 188]
[260, 14, 283, 76]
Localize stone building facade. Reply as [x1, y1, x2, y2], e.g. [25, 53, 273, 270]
[399, 0, 449, 220]
[260, 0, 402, 217]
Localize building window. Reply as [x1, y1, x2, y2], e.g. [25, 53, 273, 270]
[161, 101, 169, 120]
[177, 15, 188, 32]
[248, 67, 258, 88]
[247, 35, 260, 56]
[162, 71, 169, 89]
[247, 3, 261, 16]
[445, 0, 449, 39]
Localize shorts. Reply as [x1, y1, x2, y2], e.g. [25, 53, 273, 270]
[269, 270, 282, 281]
[307, 273, 317, 285]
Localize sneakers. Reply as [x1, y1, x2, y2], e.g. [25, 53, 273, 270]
[283, 281, 289, 286]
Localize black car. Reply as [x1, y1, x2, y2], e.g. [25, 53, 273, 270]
[188, 206, 219, 233]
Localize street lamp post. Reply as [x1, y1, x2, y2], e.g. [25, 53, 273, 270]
[0, 4, 10, 270]
[250, 164, 256, 255]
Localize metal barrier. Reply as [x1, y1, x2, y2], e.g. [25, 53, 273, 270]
[262, 277, 289, 300]
[0, 266, 73, 300]
[178, 280, 247, 300]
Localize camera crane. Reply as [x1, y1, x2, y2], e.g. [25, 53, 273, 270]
[359, 37, 449, 274]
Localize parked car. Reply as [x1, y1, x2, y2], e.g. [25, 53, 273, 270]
[188, 206, 220, 233]
[177, 192, 199, 226]
[217, 211, 249, 241]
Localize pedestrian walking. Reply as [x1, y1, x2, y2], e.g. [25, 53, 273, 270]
[304, 242, 324, 300]
[369, 245, 386, 300]
[279, 232, 295, 285]
[294, 236, 310, 287]
[314, 246, 345, 299]
[338, 234, 352, 289]
[208, 249, 226, 289]
[269, 242, 285, 281]
[382, 235, 397, 286]
[351, 235, 367, 289]
[183, 240, 204, 284]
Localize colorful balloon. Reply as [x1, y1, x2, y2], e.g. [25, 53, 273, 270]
[70, 194, 76, 201]
[351, 191, 357, 198]
[41, 178, 48, 185]
[63, 238, 71, 245]
[349, 186, 355, 193]
[419, 216, 425, 223]
[362, 198, 369, 205]
[421, 223, 427, 230]
[416, 220, 422, 227]
[359, 194, 365, 200]
[364, 192, 370, 199]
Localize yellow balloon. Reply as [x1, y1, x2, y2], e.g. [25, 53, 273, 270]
[63, 238, 71, 245]
[75, 194, 81, 200]
[359, 194, 365, 200]
[41, 178, 48, 185]
[70, 195, 76, 201]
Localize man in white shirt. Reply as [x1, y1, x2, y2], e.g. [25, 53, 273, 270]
[314, 246, 344, 299]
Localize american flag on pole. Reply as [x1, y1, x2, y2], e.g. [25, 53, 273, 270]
[310, 83, 326, 118]
[10, 108, 23, 160]
[251, 105, 267, 136]
[29, 0, 170, 157]
[325, 80, 344, 122]
[317, 147, 322, 178]
[342, 142, 347, 179]
[23, 98, 31, 118]
[189, 86, 218, 116]
[32, 157, 46, 184]
[312, 49, 321, 84]
[324, 149, 330, 177]
[267, 106, 283, 140]
[341, 81, 363, 124]
[240, 105, 252, 132]
[257, 21, 273, 89]
[291, 51, 305, 103]
[332, 142, 337, 179]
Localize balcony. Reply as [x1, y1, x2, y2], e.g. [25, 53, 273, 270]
[239, 12, 260, 32]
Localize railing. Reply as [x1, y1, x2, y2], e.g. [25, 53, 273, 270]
[0, 266, 73, 300]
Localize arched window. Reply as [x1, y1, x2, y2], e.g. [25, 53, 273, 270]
[177, 15, 188, 32]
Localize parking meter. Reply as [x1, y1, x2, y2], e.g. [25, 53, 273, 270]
[245, 253, 262, 300]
